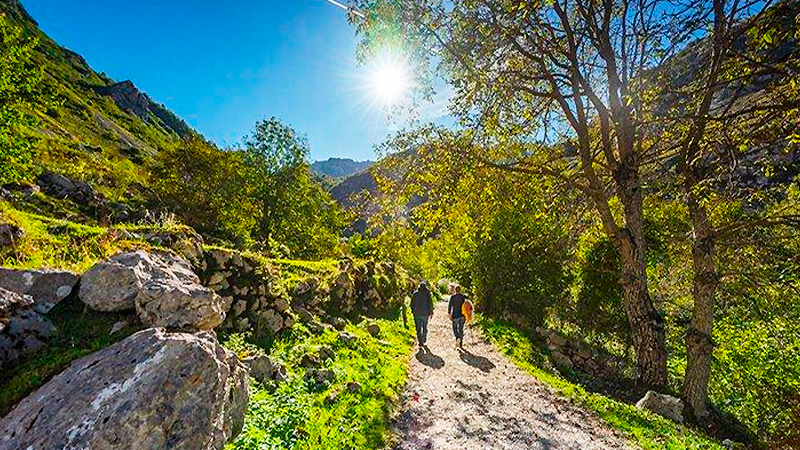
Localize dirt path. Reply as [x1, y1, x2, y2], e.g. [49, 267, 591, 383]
[393, 302, 634, 450]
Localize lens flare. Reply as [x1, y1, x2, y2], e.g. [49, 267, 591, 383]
[367, 52, 411, 106]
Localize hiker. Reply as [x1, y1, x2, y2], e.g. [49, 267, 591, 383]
[410, 280, 434, 348]
[448, 285, 468, 348]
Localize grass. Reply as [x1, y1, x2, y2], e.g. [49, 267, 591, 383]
[476, 315, 725, 450]
[0, 202, 199, 272]
[0, 296, 140, 415]
[223, 309, 415, 450]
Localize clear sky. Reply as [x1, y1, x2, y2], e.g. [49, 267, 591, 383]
[21, 0, 433, 162]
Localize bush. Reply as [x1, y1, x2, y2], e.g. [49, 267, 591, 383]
[472, 208, 570, 329]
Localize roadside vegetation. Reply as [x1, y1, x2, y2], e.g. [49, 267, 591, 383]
[224, 312, 414, 450]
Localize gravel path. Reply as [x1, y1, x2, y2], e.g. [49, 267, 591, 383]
[393, 302, 634, 450]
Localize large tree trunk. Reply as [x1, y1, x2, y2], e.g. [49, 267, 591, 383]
[682, 182, 718, 422]
[614, 154, 668, 389]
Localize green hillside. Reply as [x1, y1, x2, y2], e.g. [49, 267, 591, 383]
[1, 0, 191, 202]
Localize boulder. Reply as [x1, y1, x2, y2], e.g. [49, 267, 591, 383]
[635, 390, 685, 423]
[0, 287, 55, 365]
[256, 309, 285, 335]
[137, 276, 225, 331]
[0, 328, 249, 450]
[0, 268, 78, 313]
[0, 223, 24, 247]
[81, 251, 225, 330]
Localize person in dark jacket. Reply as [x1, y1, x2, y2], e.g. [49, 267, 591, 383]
[448, 285, 467, 348]
[410, 281, 434, 348]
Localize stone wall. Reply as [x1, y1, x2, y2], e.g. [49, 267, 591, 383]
[535, 326, 627, 379]
[197, 249, 412, 338]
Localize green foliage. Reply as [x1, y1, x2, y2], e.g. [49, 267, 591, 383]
[0, 14, 44, 184]
[244, 117, 345, 258]
[473, 206, 571, 329]
[151, 137, 257, 244]
[225, 312, 414, 450]
[575, 237, 629, 342]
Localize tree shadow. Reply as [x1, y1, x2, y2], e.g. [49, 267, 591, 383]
[458, 349, 496, 372]
[415, 347, 444, 369]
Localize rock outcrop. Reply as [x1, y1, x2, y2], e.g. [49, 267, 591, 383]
[80, 251, 225, 330]
[635, 390, 685, 423]
[0, 328, 249, 450]
[0, 268, 78, 313]
[0, 287, 55, 366]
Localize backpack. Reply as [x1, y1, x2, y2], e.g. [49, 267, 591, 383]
[461, 300, 474, 323]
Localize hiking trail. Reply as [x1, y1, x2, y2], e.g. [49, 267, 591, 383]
[393, 301, 633, 449]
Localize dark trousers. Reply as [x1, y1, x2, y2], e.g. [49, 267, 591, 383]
[413, 315, 429, 345]
[452, 316, 466, 340]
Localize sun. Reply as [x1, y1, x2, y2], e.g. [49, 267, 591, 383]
[367, 52, 411, 105]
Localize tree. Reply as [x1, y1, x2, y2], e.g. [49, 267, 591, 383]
[0, 14, 44, 184]
[244, 117, 344, 258]
[351, 0, 707, 388]
[150, 137, 256, 244]
[648, 0, 800, 421]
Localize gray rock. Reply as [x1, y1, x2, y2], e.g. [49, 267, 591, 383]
[347, 381, 361, 393]
[318, 345, 335, 361]
[81, 251, 224, 330]
[137, 275, 225, 331]
[109, 320, 127, 335]
[0, 268, 78, 313]
[0, 223, 24, 247]
[338, 331, 358, 344]
[331, 317, 347, 331]
[0, 287, 55, 365]
[0, 328, 249, 450]
[244, 354, 286, 383]
[635, 390, 685, 423]
[256, 309, 285, 335]
[294, 306, 314, 323]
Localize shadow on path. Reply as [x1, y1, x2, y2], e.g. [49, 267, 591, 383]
[458, 348, 496, 372]
[416, 347, 445, 369]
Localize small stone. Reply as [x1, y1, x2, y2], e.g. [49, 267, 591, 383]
[109, 320, 127, 335]
[347, 381, 361, 393]
[366, 323, 380, 337]
[338, 331, 358, 344]
[331, 317, 347, 331]
[295, 307, 314, 323]
[635, 390, 684, 423]
[318, 345, 335, 361]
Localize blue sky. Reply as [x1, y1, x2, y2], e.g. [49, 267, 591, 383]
[22, 0, 439, 161]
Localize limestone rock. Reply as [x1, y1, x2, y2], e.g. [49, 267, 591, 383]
[0, 328, 249, 450]
[635, 390, 685, 423]
[243, 355, 286, 383]
[137, 277, 225, 330]
[0, 287, 55, 365]
[81, 251, 224, 330]
[0, 268, 78, 313]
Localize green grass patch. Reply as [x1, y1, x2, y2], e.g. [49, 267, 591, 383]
[224, 311, 414, 450]
[476, 316, 724, 450]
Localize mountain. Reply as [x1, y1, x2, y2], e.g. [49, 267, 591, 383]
[0, 0, 194, 197]
[312, 158, 373, 179]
